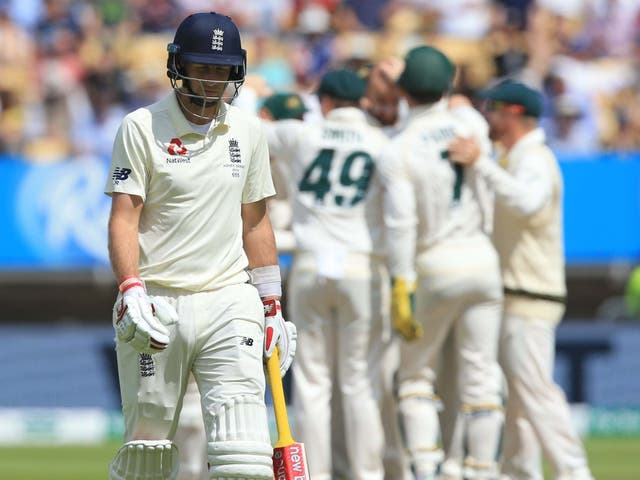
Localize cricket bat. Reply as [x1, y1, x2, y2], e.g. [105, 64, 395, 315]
[266, 348, 310, 480]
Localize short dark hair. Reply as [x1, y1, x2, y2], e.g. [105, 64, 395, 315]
[407, 90, 444, 105]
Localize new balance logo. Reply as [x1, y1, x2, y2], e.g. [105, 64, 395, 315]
[112, 167, 132, 183]
[229, 139, 241, 163]
[240, 336, 254, 347]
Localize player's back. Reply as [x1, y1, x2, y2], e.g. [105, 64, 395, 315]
[390, 101, 490, 250]
[267, 107, 388, 256]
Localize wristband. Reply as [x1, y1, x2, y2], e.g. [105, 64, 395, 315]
[248, 265, 282, 298]
[118, 275, 144, 293]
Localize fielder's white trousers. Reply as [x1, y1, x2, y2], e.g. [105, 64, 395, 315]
[397, 235, 504, 474]
[290, 251, 386, 480]
[499, 309, 591, 479]
[331, 304, 412, 480]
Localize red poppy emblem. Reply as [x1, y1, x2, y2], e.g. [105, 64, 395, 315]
[168, 138, 187, 156]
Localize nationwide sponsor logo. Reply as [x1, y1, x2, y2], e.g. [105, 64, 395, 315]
[112, 167, 131, 183]
[211, 28, 224, 51]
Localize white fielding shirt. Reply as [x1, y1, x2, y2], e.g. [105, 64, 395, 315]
[379, 100, 494, 278]
[472, 127, 566, 312]
[265, 107, 389, 257]
[105, 93, 275, 291]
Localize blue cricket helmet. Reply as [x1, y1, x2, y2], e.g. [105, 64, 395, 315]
[167, 12, 246, 82]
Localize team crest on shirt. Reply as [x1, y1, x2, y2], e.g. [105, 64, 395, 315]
[229, 139, 241, 163]
[224, 138, 244, 178]
[166, 137, 191, 164]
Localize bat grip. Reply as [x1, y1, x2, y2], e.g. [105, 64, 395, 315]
[267, 347, 296, 447]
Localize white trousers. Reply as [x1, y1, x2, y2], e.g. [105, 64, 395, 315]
[115, 282, 270, 448]
[397, 236, 503, 473]
[332, 315, 412, 480]
[173, 376, 209, 480]
[290, 252, 386, 480]
[500, 311, 591, 479]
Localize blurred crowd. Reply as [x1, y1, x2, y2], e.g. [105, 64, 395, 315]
[0, 0, 639, 163]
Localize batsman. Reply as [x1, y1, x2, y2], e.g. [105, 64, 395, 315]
[105, 12, 296, 480]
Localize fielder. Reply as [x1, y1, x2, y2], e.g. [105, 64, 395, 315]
[437, 92, 502, 480]
[259, 92, 309, 253]
[105, 12, 296, 480]
[264, 69, 389, 480]
[449, 80, 594, 480]
[361, 56, 413, 480]
[328, 56, 414, 480]
[379, 46, 504, 480]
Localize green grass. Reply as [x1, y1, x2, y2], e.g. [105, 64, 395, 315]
[0, 441, 121, 480]
[0, 437, 638, 479]
[582, 437, 640, 480]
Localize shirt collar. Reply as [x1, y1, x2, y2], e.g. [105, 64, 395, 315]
[406, 99, 448, 124]
[325, 106, 367, 122]
[510, 127, 546, 158]
[167, 93, 231, 137]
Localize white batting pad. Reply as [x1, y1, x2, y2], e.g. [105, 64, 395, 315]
[207, 395, 273, 479]
[109, 439, 178, 480]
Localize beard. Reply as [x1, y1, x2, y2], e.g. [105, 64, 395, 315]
[488, 123, 502, 141]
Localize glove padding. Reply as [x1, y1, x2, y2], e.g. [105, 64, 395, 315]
[391, 276, 422, 341]
[263, 299, 297, 376]
[113, 285, 178, 355]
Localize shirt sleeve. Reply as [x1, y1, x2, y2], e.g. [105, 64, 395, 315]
[104, 117, 148, 200]
[264, 119, 304, 160]
[450, 107, 495, 233]
[378, 137, 417, 279]
[473, 146, 553, 218]
[242, 118, 276, 204]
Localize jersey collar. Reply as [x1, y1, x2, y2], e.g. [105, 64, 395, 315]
[406, 98, 448, 123]
[168, 93, 231, 137]
[325, 106, 367, 123]
[510, 127, 546, 158]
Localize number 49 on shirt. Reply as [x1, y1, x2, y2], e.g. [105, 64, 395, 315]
[298, 148, 374, 207]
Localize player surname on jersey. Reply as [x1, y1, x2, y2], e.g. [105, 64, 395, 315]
[322, 127, 363, 142]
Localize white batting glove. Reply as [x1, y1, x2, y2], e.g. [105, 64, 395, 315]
[112, 278, 178, 355]
[263, 299, 297, 377]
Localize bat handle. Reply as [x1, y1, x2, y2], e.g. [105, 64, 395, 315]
[267, 347, 296, 447]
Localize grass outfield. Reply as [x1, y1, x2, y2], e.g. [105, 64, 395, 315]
[0, 437, 638, 479]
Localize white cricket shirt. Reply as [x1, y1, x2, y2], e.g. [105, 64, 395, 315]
[105, 93, 275, 291]
[472, 127, 566, 310]
[265, 107, 389, 257]
[378, 100, 494, 277]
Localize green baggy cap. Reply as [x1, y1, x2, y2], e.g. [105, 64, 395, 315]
[478, 80, 543, 118]
[262, 93, 308, 120]
[317, 69, 366, 101]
